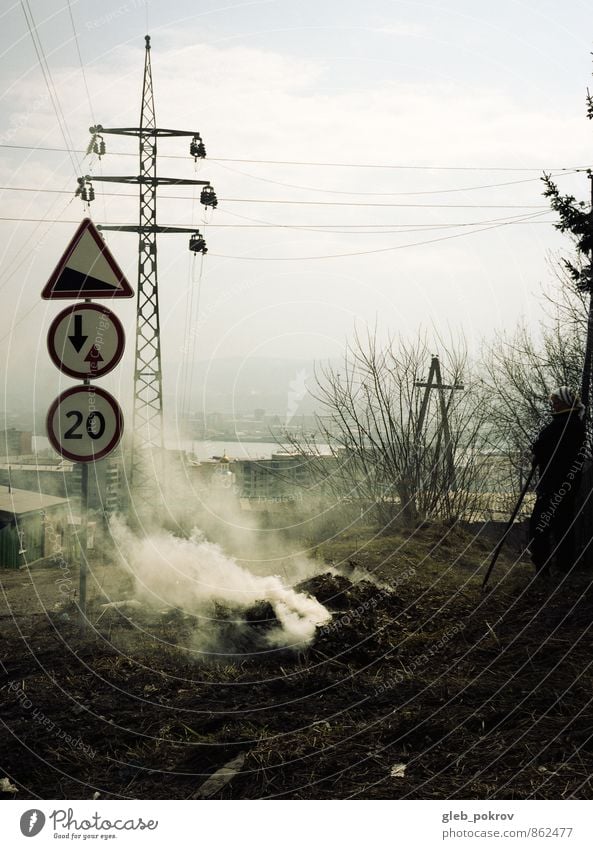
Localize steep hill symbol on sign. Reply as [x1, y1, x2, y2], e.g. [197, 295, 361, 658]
[41, 218, 134, 299]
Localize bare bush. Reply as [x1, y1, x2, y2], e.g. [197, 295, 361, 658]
[481, 264, 587, 502]
[285, 329, 495, 529]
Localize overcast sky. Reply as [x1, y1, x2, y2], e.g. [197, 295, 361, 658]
[1, 0, 592, 422]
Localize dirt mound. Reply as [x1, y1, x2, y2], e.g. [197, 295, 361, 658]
[296, 571, 406, 662]
[297, 572, 373, 607]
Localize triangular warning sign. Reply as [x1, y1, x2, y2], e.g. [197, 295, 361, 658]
[42, 218, 134, 300]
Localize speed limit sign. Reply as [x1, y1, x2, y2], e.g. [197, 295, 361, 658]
[46, 385, 124, 463]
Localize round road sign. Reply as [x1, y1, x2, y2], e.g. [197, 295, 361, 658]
[46, 385, 124, 463]
[47, 303, 125, 379]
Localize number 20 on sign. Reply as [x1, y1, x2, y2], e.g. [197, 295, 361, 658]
[46, 385, 124, 463]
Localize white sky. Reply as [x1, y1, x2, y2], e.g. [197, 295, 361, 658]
[0, 0, 592, 420]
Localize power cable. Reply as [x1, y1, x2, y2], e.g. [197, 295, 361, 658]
[203, 159, 587, 173]
[185, 253, 205, 428]
[183, 160, 211, 425]
[0, 180, 80, 294]
[208, 216, 554, 261]
[214, 160, 579, 197]
[0, 185, 549, 209]
[179, 254, 195, 428]
[0, 214, 555, 230]
[20, 0, 80, 176]
[63, 2, 108, 227]
[66, 0, 94, 124]
[0, 142, 586, 173]
[219, 198, 548, 209]
[0, 2, 19, 24]
[206, 206, 551, 233]
[180, 175, 200, 427]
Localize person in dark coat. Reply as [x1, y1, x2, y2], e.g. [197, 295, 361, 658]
[529, 386, 586, 577]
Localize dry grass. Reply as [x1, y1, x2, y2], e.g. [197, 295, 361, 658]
[1, 522, 593, 799]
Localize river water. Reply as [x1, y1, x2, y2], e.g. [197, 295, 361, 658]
[32, 436, 328, 461]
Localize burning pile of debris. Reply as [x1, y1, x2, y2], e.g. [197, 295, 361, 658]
[296, 572, 407, 661]
[85, 569, 405, 661]
[103, 522, 334, 654]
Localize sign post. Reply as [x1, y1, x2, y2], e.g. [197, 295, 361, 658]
[43, 220, 133, 632]
[79, 461, 89, 624]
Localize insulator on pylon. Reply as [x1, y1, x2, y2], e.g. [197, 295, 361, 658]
[76, 178, 95, 204]
[189, 231, 207, 254]
[93, 135, 106, 158]
[200, 185, 217, 208]
[190, 135, 205, 161]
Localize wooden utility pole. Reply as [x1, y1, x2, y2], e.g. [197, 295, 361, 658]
[414, 356, 464, 490]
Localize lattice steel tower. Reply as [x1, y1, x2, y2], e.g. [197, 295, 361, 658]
[77, 36, 217, 512]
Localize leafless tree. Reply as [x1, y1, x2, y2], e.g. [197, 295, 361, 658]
[284, 329, 495, 530]
[481, 256, 587, 502]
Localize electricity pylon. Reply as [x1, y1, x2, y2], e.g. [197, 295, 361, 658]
[76, 35, 216, 516]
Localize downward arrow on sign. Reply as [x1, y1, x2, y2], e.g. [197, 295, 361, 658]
[84, 345, 104, 372]
[68, 314, 88, 353]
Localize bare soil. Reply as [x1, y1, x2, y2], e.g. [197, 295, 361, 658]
[2, 523, 593, 800]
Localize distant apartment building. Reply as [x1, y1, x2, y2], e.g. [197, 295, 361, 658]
[233, 452, 336, 502]
[0, 428, 33, 457]
[72, 459, 122, 516]
[0, 457, 122, 518]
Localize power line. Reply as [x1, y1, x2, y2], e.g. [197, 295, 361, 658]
[20, 0, 80, 176]
[0, 175, 80, 294]
[0, 214, 555, 230]
[0, 185, 548, 208]
[220, 198, 548, 209]
[217, 203, 552, 233]
[199, 159, 587, 173]
[214, 160, 579, 197]
[66, 0, 94, 124]
[208, 217, 553, 261]
[0, 214, 556, 346]
[63, 0, 110, 224]
[180, 178, 202, 425]
[0, 142, 586, 173]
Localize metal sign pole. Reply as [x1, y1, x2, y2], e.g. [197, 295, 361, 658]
[79, 357, 90, 633]
[43, 223, 131, 637]
[79, 458, 89, 632]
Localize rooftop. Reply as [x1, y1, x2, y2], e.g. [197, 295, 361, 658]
[0, 487, 70, 519]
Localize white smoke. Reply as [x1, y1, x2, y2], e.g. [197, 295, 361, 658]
[285, 367, 309, 425]
[110, 519, 331, 652]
